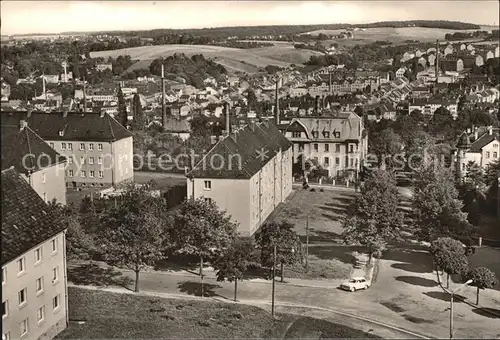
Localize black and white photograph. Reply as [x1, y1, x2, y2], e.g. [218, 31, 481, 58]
[1, 1, 499, 339]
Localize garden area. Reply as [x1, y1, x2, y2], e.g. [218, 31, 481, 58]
[56, 287, 380, 339]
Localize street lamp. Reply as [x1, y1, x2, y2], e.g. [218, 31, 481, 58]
[271, 245, 295, 319]
[443, 279, 472, 339]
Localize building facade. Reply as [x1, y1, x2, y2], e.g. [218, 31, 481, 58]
[2, 111, 134, 188]
[2, 168, 68, 340]
[281, 112, 368, 178]
[187, 121, 293, 236]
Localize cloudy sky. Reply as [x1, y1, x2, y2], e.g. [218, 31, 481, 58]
[1, 1, 498, 35]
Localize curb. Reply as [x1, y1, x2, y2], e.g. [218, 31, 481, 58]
[69, 284, 433, 339]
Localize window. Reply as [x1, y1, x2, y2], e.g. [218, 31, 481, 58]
[335, 157, 340, 165]
[98, 171, 104, 178]
[350, 158, 354, 167]
[335, 144, 340, 153]
[2, 300, 7, 318]
[20, 319, 28, 337]
[90, 170, 95, 178]
[61, 143, 66, 150]
[89, 157, 94, 165]
[486, 151, 490, 158]
[42, 173, 46, 183]
[292, 131, 301, 138]
[36, 277, 43, 294]
[89, 143, 94, 151]
[52, 295, 60, 311]
[80, 157, 85, 165]
[81, 170, 86, 178]
[18, 288, 27, 306]
[34, 248, 42, 264]
[98, 157, 103, 164]
[494, 152, 498, 158]
[324, 157, 330, 166]
[68, 157, 73, 165]
[204, 197, 212, 204]
[49, 142, 54, 148]
[324, 144, 329, 152]
[324, 131, 330, 138]
[17, 258, 25, 274]
[311, 131, 318, 138]
[313, 144, 318, 152]
[52, 266, 59, 283]
[350, 145, 354, 153]
[51, 238, 58, 253]
[98, 143, 103, 151]
[80, 143, 85, 151]
[204, 180, 212, 190]
[68, 170, 74, 177]
[36, 306, 44, 323]
[67, 143, 73, 151]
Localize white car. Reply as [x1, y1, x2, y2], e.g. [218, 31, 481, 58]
[340, 277, 370, 291]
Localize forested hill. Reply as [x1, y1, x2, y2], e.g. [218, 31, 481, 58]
[80, 20, 481, 38]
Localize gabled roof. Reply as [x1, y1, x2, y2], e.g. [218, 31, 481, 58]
[469, 132, 500, 153]
[285, 113, 363, 142]
[1, 125, 66, 173]
[1, 111, 133, 142]
[188, 121, 292, 180]
[1, 168, 67, 265]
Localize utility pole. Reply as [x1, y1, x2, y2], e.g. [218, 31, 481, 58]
[305, 215, 309, 271]
[271, 245, 277, 318]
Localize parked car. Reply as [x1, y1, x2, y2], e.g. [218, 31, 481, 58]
[340, 277, 370, 291]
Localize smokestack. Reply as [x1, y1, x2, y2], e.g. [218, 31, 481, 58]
[435, 39, 439, 84]
[322, 95, 326, 110]
[315, 96, 320, 115]
[42, 75, 47, 101]
[20, 120, 27, 131]
[329, 72, 332, 93]
[274, 77, 280, 125]
[161, 64, 167, 127]
[224, 102, 231, 136]
[83, 76, 87, 113]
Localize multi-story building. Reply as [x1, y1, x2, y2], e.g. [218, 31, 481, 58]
[281, 111, 368, 178]
[187, 121, 293, 236]
[408, 98, 459, 118]
[1, 122, 67, 204]
[454, 126, 500, 178]
[1, 167, 68, 340]
[2, 111, 134, 188]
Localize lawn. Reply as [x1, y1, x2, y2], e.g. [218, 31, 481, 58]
[57, 287, 379, 339]
[134, 171, 186, 191]
[89, 44, 320, 74]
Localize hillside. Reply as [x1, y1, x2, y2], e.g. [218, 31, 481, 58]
[90, 43, 323, 74]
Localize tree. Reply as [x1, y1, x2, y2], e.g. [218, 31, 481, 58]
[189, 115, 211, 137]
[430, 237, 469, 288]
[466, 267, 498, 305]
[131, 94, 145, 131]
[213, 237, 257, 301]
[116, 87, 128, 128]
[98, 183, 170, 292]
[255, 221, 303, 282]
[171, 198, 237, 296]
[412, 165, 474, 241]
[342, 169, 403, 261]
[369, 128, 403, 169]
[246, 89, 257, 109]
[404, 130, 436, 171]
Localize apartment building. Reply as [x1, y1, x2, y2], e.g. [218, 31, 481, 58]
[187, 121, 293, 236]
[454, 126, 500, 178]
[2, 167, 68, 340]
[281, 111, 368, 178]
[1, 122, 67, 204]
[408, 98, 459, 119]
[2, 111, 134, 188]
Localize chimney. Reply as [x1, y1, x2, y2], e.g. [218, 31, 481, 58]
[315, 96, 320, 115]
[224, 102, 231, 136]
[161, 64, 167, 127]
[83, 76, 87, 113]
[63, 110, 68, 118]
[20, 120, 27, 131]
[322, 95, 326, 110]
[488, 126, 493, 135]
[435, 39, 439, 84]
[274, 77, 280, 125]
[99, 110, 105, 118]
[27, 109, 33, 118]
[329, 72, 332, 93]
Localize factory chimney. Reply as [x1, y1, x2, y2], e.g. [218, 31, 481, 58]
[224, 102, 231, 136]
[82, 76, 86, 113]
[435, 39, 439, 84]
[328, 72, 332, 93]
[274, 77, 280, 125]
[161, 64, 167, 127]
[315, 95, 320, 116]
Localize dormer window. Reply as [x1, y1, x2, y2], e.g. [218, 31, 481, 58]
[312, 131, 319, 138]
[58, 131, 63, 137]
[323, 131, 330, 138]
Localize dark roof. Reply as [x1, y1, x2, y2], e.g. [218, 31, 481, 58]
[1, 111, 133, 142]
[456, 131, 471, 149]
[189, 121, 292, 179]
[469, 132, 500, 153]
[1, 168, 66, 265]
[1, 125, 66, 173]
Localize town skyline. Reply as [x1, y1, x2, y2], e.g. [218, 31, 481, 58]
[1, 0, 499, 36]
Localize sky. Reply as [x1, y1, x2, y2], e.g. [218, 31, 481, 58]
[1, 1, 498, 35]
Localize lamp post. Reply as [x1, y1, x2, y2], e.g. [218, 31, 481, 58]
[443, 279, 472, 339]
[271, 245, 295, 319]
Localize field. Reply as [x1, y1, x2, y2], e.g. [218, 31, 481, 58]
[303, 26, 497, 46]
[57, 286, 380, 339]
[90, 43, 323, 74]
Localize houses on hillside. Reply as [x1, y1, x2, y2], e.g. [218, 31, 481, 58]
[1, 167, 69, 340]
